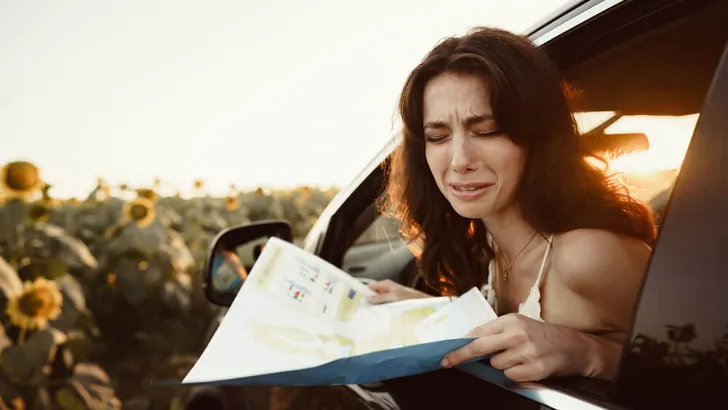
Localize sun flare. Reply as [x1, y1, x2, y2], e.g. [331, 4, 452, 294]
[604, 114, 699, 174]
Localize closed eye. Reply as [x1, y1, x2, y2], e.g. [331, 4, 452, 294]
[425, 135, 448, 143]
[473, 130, 500, 137]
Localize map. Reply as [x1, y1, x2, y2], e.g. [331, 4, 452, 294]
[249, 304, 440, 360]
[180, 237, 499, 386]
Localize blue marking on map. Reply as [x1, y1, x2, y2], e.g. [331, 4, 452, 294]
[285, 279, 311, 295]
[154, 338, 500, 387]
[347, 289, 356, 299]
[293, 256, 322, 274]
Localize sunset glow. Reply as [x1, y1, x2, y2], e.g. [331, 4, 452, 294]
[605, 114, 699, 174]
[575, 112, 699, 175]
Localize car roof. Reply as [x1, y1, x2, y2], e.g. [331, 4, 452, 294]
[524, 0, 621, 43]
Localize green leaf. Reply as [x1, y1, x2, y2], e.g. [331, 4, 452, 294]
[0, 328, 66, 386]
[0, 257, 22, 310]
[28, 224, 99, 273]
[56, 363, 121, 410]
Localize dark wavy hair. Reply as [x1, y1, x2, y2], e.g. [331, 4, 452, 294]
[382, 27, 657, 296]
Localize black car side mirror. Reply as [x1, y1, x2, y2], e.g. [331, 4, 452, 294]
[202, 220, 293, 307]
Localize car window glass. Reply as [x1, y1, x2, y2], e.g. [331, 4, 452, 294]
[352, 214, 404, 246]
[573, 112, 699, 222]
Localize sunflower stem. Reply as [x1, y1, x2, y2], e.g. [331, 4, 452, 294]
[18, 325, 26, 344]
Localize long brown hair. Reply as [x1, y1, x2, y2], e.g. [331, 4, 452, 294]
[382, 27, 656, 296]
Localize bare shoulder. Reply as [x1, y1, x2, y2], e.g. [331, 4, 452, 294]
[551, 229, 652, 298]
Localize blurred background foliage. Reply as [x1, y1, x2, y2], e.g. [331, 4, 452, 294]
[0, 160, 339, 409]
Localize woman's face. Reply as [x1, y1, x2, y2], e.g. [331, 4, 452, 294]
[422, 72, 525, 221]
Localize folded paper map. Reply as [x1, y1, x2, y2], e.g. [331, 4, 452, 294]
[180, 237, 499, 386]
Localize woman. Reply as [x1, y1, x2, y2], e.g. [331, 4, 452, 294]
[211, 248, 249, 293]
[367, 26, 656, 383]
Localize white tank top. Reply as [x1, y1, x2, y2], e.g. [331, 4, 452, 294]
[480, 234, 554, 321]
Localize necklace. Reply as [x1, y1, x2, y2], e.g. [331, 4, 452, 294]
[496, 231, 539, 283]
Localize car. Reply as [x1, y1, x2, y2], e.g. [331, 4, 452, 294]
[186, 0, 728, 408]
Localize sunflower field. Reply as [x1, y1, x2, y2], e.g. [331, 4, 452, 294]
[0, 160, 338, 410]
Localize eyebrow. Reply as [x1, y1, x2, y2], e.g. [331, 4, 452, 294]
[423, 114, 494, 129]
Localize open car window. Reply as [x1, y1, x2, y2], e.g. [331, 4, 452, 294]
[351, 112, 698, 248]
[574, 112, 699, 217]
[352, 214, 403, 246]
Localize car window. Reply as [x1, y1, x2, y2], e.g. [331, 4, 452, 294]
[351, 112, 697, 247]
[352, 213, 403, 246]
[574, 112, 698, 216]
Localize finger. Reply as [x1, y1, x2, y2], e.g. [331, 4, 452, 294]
[503, 361, 548, 382]
[367, 280, 396, 292]
[465, 319, 505, 339]
[366, 290, 401, 305]
[465, 313, 525, 338]
[441, 333, 513, 368]
[488, 347, 524, 371]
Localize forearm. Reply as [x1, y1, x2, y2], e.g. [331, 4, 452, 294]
[579, 331, 624, 380]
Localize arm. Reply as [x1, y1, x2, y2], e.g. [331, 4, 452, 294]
[551, 229, 651, 379]
[552, 229, 651, 342]
[442, 229, 651, 382]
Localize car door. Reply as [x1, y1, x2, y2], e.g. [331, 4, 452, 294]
[305, 1, 728, 410]
[611, 30, 728, 410]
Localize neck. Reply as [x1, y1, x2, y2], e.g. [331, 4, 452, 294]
[482, 206, 538, 260]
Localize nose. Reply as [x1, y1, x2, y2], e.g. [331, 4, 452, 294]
[450, 135, 477, 174]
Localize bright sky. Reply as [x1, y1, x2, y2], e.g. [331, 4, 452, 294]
[0, 0, 573, 198]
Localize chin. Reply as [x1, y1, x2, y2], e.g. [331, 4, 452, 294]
[449, 202, 489, 220]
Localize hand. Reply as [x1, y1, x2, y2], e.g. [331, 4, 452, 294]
[366, 279, 431, 304]
[440, 313, 617, 382]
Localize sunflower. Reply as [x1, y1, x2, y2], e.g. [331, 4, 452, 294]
[6, 277, 63, 332]
[223, 196, 240, 211]
[121, 197, 156, 228]
[0, 161, 43, 200]
[135, 188, 158, 201]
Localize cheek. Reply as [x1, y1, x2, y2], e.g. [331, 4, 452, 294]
[424, 148, 441, 176]
[425, 148, 448, 190]
[495, 143, 526, 186]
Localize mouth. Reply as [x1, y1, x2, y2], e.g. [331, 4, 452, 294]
[448, 183, 494, 200]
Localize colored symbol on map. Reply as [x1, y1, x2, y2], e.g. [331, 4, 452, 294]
[287, 285, 305, 301]
[347, 289, 356, 299]
[285, 280, 310, 302]
[324, 280, 335, 294]
[298, 266, 321, 283]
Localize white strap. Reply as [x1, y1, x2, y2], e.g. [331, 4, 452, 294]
[533, 234, 554, 289]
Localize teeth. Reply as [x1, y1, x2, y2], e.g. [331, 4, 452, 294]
[454, 186, 481, 191]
